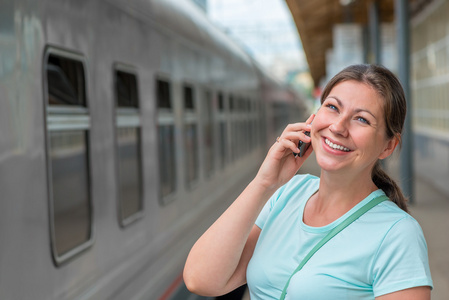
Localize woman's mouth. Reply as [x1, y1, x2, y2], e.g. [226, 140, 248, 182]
[324, 138, 351, 152]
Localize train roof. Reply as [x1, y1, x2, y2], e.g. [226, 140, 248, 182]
[106, 0, 257, 73]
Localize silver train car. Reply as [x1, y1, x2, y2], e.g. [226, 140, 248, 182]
[0, 0, 308, 299]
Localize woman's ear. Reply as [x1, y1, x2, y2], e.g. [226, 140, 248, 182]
[379, 137, 400, 160]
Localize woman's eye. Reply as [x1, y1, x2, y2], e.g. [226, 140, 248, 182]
[357, 116, 370, 124]
[326, 104, 338, 111]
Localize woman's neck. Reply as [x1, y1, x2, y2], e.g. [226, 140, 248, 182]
[303, 170, 378, 226]
[319, 170, 377, 205]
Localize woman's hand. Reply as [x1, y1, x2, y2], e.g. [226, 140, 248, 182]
[254, 114, 315, 190]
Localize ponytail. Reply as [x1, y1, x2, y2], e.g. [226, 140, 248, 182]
[372, 161, 408, 212]
[323, 65, 410, 212]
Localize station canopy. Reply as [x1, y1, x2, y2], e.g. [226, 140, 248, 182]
[286, 0, 429, 86]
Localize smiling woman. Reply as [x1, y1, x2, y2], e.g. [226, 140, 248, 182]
[313, 80, 396, 190]
[184, 64, 433, 300]
[316, 64, 408, 212]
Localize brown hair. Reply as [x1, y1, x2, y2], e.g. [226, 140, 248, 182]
[320, 64, 408, 212]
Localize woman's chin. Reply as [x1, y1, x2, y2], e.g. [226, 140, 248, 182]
[315, 156, 348, 173]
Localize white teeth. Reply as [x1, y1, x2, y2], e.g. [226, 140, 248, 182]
[325, 138, 350, 152]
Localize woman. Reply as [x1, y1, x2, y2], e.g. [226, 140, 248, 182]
[184, 64, 433, 299]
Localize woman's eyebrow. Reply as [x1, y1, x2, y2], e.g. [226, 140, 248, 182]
[326, 96, 343, 107]
[326, 96, 377, 119]
[355, 108, 378, 120]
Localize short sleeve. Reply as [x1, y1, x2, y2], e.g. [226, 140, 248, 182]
[372, 216, 433, 297]
[255, 185, 285, 229]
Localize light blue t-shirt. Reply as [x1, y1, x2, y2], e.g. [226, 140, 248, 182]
[246, 174, 433, 300]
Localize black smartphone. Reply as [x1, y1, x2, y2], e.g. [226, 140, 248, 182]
[294, 131, 311, 157]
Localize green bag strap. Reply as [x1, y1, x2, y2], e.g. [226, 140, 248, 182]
[279, 194, 389, 300]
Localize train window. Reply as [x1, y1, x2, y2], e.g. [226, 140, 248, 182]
[184, 123, 198, 187]
[158, 125, 176, 199]
[49, 131, 91, 254]
[217, 92, 227, 168]
[116, 70, 139, 108]
[114, 67, 143, 225]
[229, 95, 235, 111]
[44, 50, 92, 265]
[249, 99, 257, 149]
[243, 98, 251, 155]
[218, 92, 225, 111]
[257, 100, 266, 146]
[156, 78, 176, 203]
[184, 85, 194, 110]
[229, 95, 237, 162]
[202, 90, 214, 176]
[219, 122, 227, 168]
[235, 97, 244, 159]
[157, 79, 172, 109]
[47, 54, 86, 106]
[183, 84, 198, 188]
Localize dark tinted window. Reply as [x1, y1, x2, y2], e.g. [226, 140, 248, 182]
[183, 84, 198, 188]
[116, 70, 139, 108]
[229, 95, 234, 111]
[203, 90, 214, 176]
[184, 124, 198, 187]
[218, 92, 224, 111]
[47, 54, 86, 106]
[157, 79, 171, 109]
[45, 51, 92, 264]
[117, 127, 142, 220]
[184, 85, 194, 109]
[218, 93, 228, 168]
[219, 122, 227, 168]
[114, 68, 143, 224]
[50, 130, 91, 256]
[158, 125, 176, 198]
[157, 78, 176, 202]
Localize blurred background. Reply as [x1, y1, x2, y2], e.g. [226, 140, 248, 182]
[204, 0, 449, 299]
[1, 0, 447, 299]
[193, 1, 449, 298]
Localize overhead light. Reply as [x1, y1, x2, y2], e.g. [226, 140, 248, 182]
[340, 0, 355, 6]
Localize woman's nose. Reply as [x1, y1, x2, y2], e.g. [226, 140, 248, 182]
[329, 117, 349, 136]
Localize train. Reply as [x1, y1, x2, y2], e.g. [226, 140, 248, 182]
[0, 0, 309, 299]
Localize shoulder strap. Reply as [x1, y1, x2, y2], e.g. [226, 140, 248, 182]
[279, 195, 389, 300]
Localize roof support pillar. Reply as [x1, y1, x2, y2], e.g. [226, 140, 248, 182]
[369, 0, 381, 64]
[395, 0, 414, 204]
[368, 0, 389, 169]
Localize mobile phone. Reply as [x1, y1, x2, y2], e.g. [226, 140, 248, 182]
[294, 131, 311, 157]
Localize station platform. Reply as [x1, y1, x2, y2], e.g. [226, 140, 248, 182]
[298, 153, 449, 300]
[387, 157, 449, 300]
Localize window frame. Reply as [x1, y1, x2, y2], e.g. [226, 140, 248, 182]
[216, 92, 228, 169]
[43, 47, 94, 266]
[113, 63, 144, 227]
[202, 89, 215, 177]
[156, 75, 177, 205]
[183, 82, 199, 189]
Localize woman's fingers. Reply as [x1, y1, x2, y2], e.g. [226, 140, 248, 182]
[305, 113, 315, 124]
[274, 114, 315, 156]
[281, 114, 314, 134]
[276, 136, 300, 154]
[282, 122, 310, 134]
[281, 131, 311, 143]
